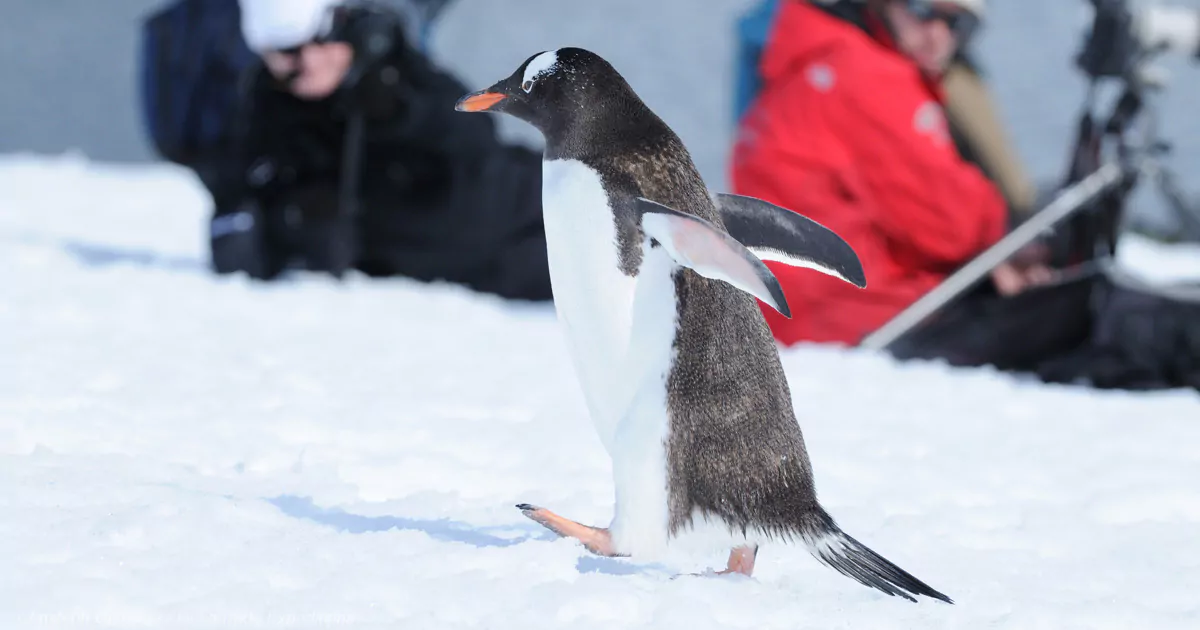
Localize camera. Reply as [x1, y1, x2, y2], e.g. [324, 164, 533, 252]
[1077, 0, 1200, 80]
[322, 0, 426, 92]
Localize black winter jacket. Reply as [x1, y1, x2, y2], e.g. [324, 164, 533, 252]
[201, 9, 552, 301]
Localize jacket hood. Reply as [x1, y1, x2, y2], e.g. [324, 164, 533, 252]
[760, 1, 949, 99]
[760, 1, 891, 84]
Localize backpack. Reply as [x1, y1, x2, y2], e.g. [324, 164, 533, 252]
[138, 0, 258, 167]
[733, 0, 781, 125]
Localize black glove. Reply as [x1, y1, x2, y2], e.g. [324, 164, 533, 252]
[209, 199, 287, 280]
[210, 183, 358, 280]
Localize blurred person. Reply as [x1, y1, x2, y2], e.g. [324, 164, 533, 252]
[198, 0, 552, 300]
[731, 0, 1038, 347]
[732, 0, 1039, 221]
[729, 0, 1200, 389]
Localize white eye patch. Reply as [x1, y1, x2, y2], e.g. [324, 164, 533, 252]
[522, 50, 558, 92]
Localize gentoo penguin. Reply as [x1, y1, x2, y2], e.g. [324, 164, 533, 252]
[456, 47, 951, 604]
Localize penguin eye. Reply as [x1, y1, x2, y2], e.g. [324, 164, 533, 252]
[521, 80, 534, 93]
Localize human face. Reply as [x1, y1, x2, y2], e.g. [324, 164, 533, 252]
[262, 41, 354, 100]
[883, 1, 977, 76]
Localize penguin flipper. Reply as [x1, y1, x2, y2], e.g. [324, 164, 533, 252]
[633, 197, 792, 318]
[712, 192, 867, 289]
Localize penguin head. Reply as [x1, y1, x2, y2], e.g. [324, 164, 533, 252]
[455, 47, 639, 141]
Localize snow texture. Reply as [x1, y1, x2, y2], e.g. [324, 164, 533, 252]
[3, 154, 1200, 628]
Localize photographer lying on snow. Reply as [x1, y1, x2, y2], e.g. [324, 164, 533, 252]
[732, 0, 1200, 390]
[200, 0, 552, 300]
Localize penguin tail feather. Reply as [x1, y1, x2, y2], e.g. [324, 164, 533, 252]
[800, 510, 954, 604]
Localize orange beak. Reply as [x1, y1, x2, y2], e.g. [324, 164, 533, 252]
[455, 90, 507, 112]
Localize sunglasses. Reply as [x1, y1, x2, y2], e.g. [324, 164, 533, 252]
[267, 5, 351, 59]
[905, 1, 981, 45]
[271, 34, 335, 59]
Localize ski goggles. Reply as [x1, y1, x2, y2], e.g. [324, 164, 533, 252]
[904, 0, 982, 47]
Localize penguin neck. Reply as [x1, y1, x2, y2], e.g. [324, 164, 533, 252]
[541, 98, 675, 163]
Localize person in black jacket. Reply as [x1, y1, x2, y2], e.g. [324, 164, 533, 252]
[203, 0, 552, 301]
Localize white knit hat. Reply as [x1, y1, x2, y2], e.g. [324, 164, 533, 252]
[239, 0, 343, 52]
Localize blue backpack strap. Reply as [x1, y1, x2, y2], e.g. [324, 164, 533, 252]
[138, 0, 257, 166]
[733, 0, 782, 124]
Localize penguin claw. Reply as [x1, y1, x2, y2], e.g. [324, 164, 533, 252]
[518, 505, 569, 536]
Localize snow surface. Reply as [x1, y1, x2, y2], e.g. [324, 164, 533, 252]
[2, 153, 1200, 629]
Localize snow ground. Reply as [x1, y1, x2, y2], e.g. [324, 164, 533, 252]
[2, 154, 1200, 629]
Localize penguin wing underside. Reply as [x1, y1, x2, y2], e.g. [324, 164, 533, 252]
[633, 197, 792, 318]
[712, 192, 868, 289]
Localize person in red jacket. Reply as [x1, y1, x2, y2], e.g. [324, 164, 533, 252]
[731, 0, 1058, 353]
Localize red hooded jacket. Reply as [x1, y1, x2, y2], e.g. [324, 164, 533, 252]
[730, 1, 1007, 346]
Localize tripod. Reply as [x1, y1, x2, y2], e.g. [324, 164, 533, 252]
[860, 0, 1200, 352]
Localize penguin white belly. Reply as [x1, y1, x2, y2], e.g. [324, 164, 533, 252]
[541, 159, 680, 558]
[607, 244, 679, 558]
[540, 158, 640, 452]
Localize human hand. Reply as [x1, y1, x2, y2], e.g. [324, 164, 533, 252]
[989, 241, 1060, 296]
